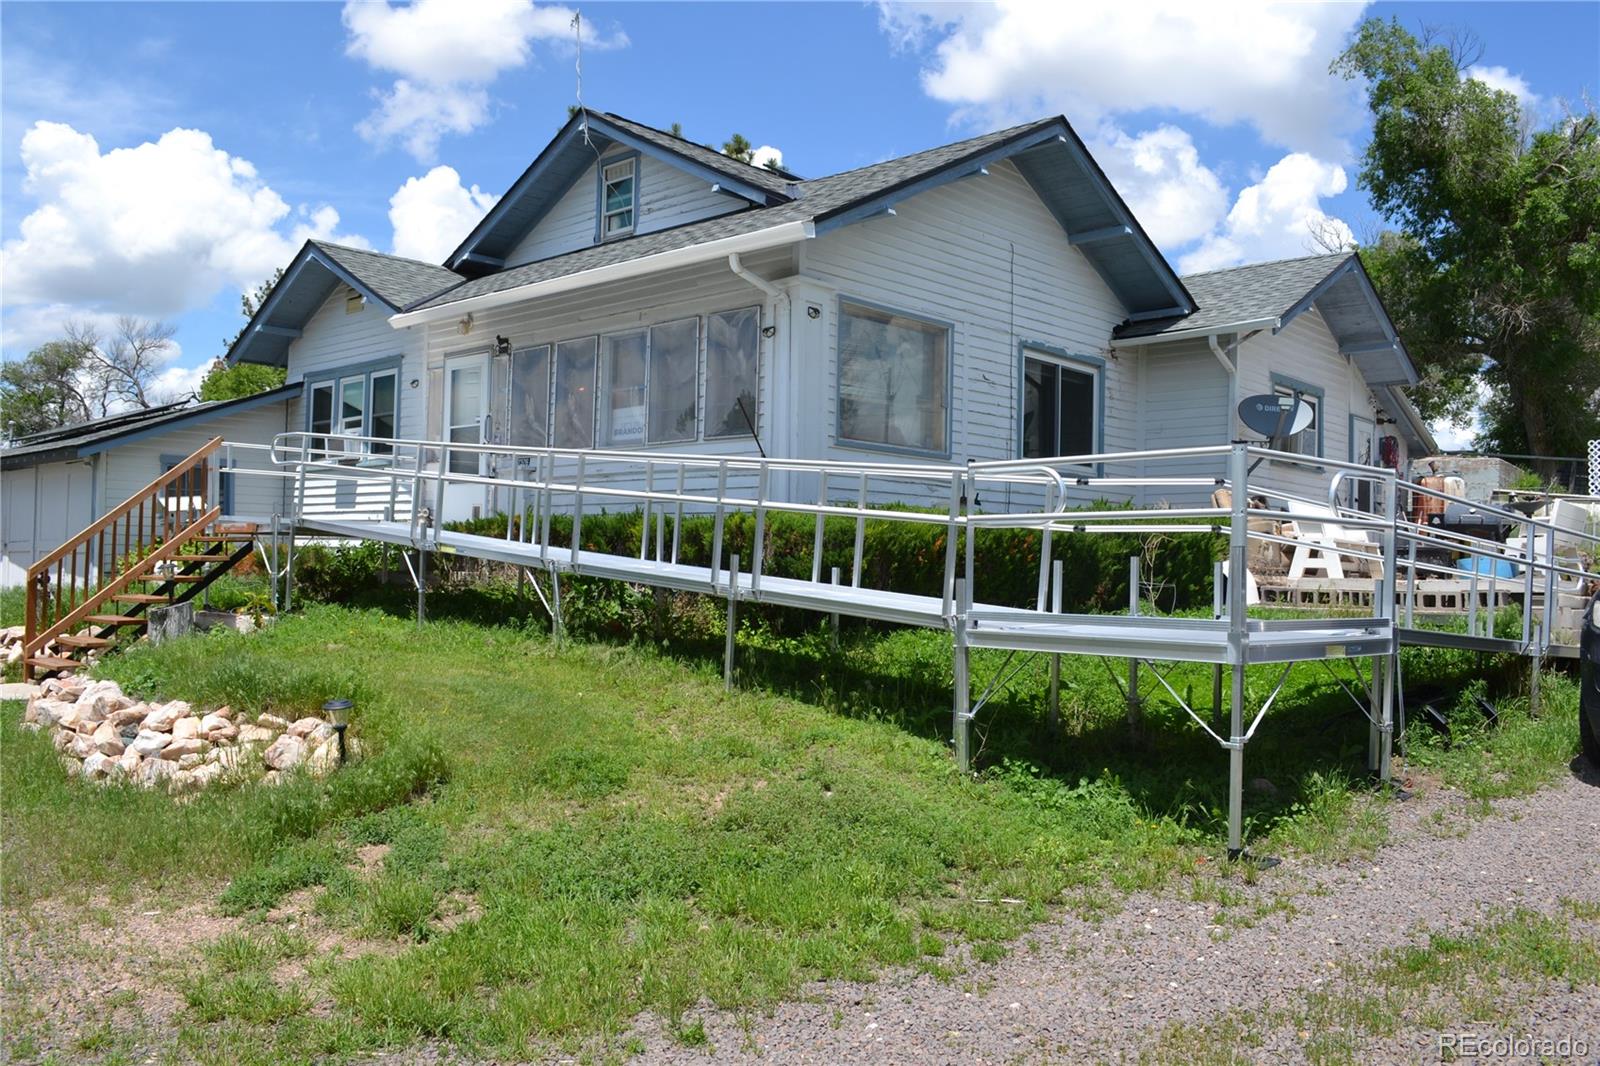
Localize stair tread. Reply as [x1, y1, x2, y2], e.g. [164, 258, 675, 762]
[26, 655, 80, 671]
[144, 573, 203, 583]
[171, 554, 225, 562]
[56, 633, 111, 648]
[113, 593, 173, 604]
[85, 614, 145, 626]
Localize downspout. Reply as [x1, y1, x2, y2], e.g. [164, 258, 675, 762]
[1209, 334, 1240, 441]
[727, 253, 792, 492]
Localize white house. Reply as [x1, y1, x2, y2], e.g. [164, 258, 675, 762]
[4, 108, 1435, 582]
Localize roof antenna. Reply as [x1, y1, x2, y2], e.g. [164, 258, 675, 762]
[572, 10, 591, 147]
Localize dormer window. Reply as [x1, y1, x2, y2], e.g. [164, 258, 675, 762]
[600, 158, 636, 239]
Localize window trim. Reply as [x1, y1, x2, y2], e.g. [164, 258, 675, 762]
[703, 305, 762, 441]
[303, 355, 403, 456]
[595, 151, 641, 243]
[1269, 372, 1325, 459]
[833, 295, 954, 460]
[1015, 341, 1105, 471]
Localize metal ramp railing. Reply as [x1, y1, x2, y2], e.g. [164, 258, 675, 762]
[213, 432, 1598, 857]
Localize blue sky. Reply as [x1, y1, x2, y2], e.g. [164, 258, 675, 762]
[2, 1, 1596, 442]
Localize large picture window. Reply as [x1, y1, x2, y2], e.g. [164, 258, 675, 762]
[509, 345, 551, 447]
[705, 307, 759, 439]
[1021, 348, 1098, 460]
[837, 300, 949, 455]
[306, 361, 399, 458]
[553, 337, 597, 449]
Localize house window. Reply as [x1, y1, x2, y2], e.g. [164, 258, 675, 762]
[1272, 379, 1323, 457]
[553, 336, 598, 448]
[599, 331, 648, 447]
[600, 158, 636, 239]
[837, 300, 949, 455]
[305, 362, 400, 458]
[647, 317, 699, 444]
[705, 307, 759, 439]
[1021, 348, 1098, 460]
[509, 345, 551, 447]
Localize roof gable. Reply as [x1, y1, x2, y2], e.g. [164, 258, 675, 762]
[446, 110, 795, 275]
[402, 114, 1194, 323]
[226, 241, 461, 367]
[1113, 252, 1418, 387]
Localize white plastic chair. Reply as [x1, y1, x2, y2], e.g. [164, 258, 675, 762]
[1282, 499, 1378, 582]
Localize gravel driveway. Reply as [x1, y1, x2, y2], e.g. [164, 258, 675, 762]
[629, 766, 1600, 1065]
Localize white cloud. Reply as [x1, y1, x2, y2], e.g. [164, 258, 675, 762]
[0, 122, 365, 324]
[1467, 64, 1540, 113]
[389, 166, 500, 263]
[878, 0, 1369, 156]
[1178, 153, 1353, 274]
[343, 0, 627, 162]
[750, 145, 784, 171]
[1089, 125, 1228, 248]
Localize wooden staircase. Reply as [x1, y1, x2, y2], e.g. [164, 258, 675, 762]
[23, 437, 256, 679]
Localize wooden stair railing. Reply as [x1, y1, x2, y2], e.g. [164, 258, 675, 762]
[22, 436, 224, 678]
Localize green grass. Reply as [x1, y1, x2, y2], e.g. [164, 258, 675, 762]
[1, 592, 1587, 1062]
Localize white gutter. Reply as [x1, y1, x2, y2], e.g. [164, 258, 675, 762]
[1108, 316, 1280, 349]
[727, 252, 780, 298]
[390, 220, 816, 328]
[1206, 335, 1236, 375]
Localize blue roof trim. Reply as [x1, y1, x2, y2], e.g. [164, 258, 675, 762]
[446, 112, 787, 273]
[1275, 256, 1357, 333]
[1276, 254, 1418, 387]
[76, 384, 299, 457]
[225, 242, 397, 366]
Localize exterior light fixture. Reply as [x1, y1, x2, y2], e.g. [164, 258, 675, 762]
[806, 305, 821, 319]
[323, 698, 353, 765]
[761, 325, 776, 338]
[494, 335, 512, 357]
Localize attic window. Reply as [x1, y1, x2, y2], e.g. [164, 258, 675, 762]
[600, 158, 636, 239]
[345, 289, 365, 314]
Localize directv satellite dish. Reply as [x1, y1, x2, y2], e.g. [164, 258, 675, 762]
[1238, 393, 1312, 441]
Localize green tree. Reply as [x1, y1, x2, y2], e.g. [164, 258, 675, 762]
[199, 360, 285, 402]
[722, 133, 753, 164]
[201, 269, 288, 402]
[1334, 19, 1600, 458]
[0, 338, 93, 437]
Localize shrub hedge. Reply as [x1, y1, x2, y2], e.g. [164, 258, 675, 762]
[290, 507, 1224, 640]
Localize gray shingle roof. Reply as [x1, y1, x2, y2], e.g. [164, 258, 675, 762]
[2, 385, 299, 471]
[1114, 253, 1353, 339]
[597, 113, 798, 196]
[409, 118, 1061, 313]
[308, 241, 463, 310]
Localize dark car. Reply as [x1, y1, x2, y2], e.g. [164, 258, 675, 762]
[1583, 590, 1600, 767]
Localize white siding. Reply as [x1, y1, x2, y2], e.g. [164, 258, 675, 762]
[797, 159, 1131, 507]
[95, 402, 292, 521]
[283, 287, 424, 444]
[1136, 340, 1231, 505]
[1, 459, 94, 588]
[1233, 310, 1380, 506]
[505, 146, 745, 267]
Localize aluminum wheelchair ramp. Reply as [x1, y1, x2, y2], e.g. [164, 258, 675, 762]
[231, 433, 1598, 859]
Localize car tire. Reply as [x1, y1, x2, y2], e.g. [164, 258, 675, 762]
[1583, 697, 1600, 768]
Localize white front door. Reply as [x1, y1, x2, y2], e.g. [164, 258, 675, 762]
[1349, 415, 1376, 511]
[441, 353, 488, 522]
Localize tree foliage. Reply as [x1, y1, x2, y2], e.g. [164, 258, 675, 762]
[1, 316, 181, 437]
[199, 360, 285, 402]
[1334, 19, 1600, 457]
[721, 133, 753, 163]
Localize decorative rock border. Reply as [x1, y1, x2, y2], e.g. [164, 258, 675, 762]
[21, 676, 349, 794]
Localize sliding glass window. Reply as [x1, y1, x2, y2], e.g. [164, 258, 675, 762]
[509, 345, 551, 447]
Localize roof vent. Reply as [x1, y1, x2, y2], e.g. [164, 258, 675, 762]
[345, 289, 365, 314]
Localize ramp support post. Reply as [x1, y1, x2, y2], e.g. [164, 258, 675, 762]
[953, 577, 972, 772]
[724, 553, 740, 691]
[1227, 660, 1246, 859]
[1047, 560, 1063, 737]
[1225, 442, 1249, 860]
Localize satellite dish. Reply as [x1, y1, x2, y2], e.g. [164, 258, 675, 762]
[1238, 393, 1312, 440]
